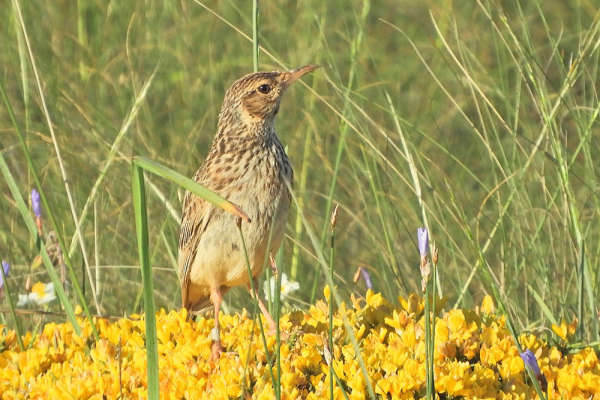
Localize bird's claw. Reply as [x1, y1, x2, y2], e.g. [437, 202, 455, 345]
[210, 340, 224, 361]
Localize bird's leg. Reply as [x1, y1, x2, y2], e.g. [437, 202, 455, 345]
[210, 286, 224, 361]
[247, 278, 277, 334]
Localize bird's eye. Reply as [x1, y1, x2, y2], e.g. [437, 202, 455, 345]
[257, 84, 271, 94]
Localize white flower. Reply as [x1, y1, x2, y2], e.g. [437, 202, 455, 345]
[263, 273, 300, 301]
[17, 282, 57, 306]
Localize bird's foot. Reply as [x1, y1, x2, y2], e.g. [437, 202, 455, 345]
[210, 340, 224, 361]
[210, 327, 224, 361]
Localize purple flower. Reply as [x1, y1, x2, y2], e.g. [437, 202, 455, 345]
[520, 349, 547, 391]
[417, 227, 429, 257]
[0, 261, 10, 289]
[520, 349, 541, 375]
[353, 267, 373, 291]
[31, 189, 41, 218]
[361, 268, 373, 290]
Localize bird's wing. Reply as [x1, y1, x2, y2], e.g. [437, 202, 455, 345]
[178, 170, 215, 310]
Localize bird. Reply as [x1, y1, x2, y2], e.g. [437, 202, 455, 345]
[178, 64, 319, 360]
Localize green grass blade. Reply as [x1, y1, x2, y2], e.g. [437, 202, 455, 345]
[252, 0, 259, 72]
[577, 242, 585, 339]
[328, 206, 336, 400]
[274, 248, 282, 400]
[526, 283, 559, 327]
[236, 222, 277, 391]
[424, 280, 433, 400]
[582, 246, 598, 341]
[132, 156, 250, 222]
[131, 163, 159, 400]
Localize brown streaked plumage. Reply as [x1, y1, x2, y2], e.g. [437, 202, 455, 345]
[178, 65, 319, 360]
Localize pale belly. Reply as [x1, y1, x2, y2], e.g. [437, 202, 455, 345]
[186, 176, 290, 308]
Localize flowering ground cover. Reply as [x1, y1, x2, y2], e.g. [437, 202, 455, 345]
[0, 292, 598, 399]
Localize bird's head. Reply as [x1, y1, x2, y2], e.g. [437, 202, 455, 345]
[219, 65, 320, 128]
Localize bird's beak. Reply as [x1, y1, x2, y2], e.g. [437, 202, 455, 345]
[281, 64, 320, 90]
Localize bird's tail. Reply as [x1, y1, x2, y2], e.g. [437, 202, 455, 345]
[188, 296, 212, 314]
[186, 285, 231, 315]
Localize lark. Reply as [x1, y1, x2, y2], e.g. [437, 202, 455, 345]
[178, 65, 319, 360]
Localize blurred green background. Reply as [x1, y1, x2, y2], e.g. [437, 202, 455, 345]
[1, 0, 599, 342]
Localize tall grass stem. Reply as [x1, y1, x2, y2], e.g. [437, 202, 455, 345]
[131, 163, 159, 400]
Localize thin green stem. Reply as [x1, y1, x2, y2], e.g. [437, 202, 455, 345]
[131, 164, 159, 400]
[274, 248, 282, 400]
[424, 280, 433, 400]
[252, 0, 259, 72]
[329, 214, 335, 399]
[236, 221, 277, 392]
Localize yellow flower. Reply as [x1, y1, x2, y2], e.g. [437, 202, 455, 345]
[384, 309, 412, 335]
[399, 293, 423, 314]
[297, 348, 322, 373]
[32, 282, 45, 298]
[365, 290, 385, 308]
[323, 284, 332, 301]
[396, 358, 425, 391]
[436, 361, 479, 397]
[0, 291, 599, 398]
[497, 355, 524, 381]
[551, 317, 578, 341]
[480, 323, 498, 346]
[481, 295, 495, 314]
[480, 344, 504, 366]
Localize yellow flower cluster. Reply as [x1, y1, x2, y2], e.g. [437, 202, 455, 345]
[0, 291, 598, 399]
